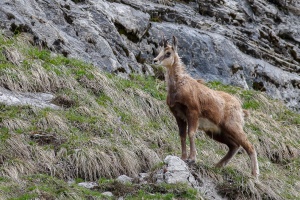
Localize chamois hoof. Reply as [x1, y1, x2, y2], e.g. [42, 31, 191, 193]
[181, 156, 188, 161]
[252, 172, 260, 179]
[215, 162, 225, 168]
[186, 159, 195, 164]
[181, 158, 188, 163]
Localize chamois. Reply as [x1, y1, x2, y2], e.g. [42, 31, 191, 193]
[153, 36, 259, 178]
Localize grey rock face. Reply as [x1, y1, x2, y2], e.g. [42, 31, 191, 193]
[0, 87, 59, 109]
[0, 0, 299, 111]
[0, 0, 147, 74]
[121, 0, 300, 111]
[148, 23, 300, 110]
[97, 1, 150, 40]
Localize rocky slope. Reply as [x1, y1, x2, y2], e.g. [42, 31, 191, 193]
[0, 0, 299, 111]
[0, 27, 300, 199]
[0, 0, 300, 199]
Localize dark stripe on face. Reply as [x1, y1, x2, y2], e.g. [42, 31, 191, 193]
[159, 52, 171, 61]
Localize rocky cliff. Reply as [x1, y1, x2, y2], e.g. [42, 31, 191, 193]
[0, 0, 299, 111]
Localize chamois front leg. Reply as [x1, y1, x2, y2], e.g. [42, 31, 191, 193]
[175, 117, 188, 161]
[186, 110, 199, 163]
[167, 93, 176, 107]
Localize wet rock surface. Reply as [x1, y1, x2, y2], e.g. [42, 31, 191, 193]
[0, 0, 299, 110]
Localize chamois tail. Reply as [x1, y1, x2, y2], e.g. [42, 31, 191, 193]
[196, 79, 205, 84]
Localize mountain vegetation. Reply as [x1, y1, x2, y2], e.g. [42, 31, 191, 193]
[0, 32, 299, 199]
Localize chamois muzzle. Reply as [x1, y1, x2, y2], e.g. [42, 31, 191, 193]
[153, 58, 159, 65]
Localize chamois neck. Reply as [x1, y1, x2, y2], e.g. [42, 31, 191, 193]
[165, 54, 188, 93]
[166, 54, 186, 82]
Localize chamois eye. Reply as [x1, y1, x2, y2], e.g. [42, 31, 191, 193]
[165, 52, 171, 57]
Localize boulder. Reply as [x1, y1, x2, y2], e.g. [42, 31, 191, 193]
[102, 191, 114, 197]
[154, 156, 223, 200]
[138, 172, 150, 184]
[155, 155, 199, 187]
[78, 181, 98, 189]
[116, 174, 133, 184]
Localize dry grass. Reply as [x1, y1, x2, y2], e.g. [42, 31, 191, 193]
[0, 61, 78, 92]
[0, 52, 174, 194]
[37, 112, 69, 133]
[1, 118, 30, 131]
[244, 93, 300, 164]
[1, 136, 34, 180]
[2, 47, 23, 66]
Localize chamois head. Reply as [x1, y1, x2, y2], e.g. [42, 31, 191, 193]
[153, 35, 178, 68]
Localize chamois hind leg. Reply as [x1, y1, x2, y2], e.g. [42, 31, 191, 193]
[186, 110, 199, 163]
[227, 128, 259, 178]
[240, 136, 259, 178]
[215, 141, 239, 168]
[206, 131, 240, 167]
[175, 116, 188, 161]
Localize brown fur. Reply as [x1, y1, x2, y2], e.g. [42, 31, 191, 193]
[153, 36, 259, 178]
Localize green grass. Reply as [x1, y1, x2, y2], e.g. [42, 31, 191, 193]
[208, 81, 239, 94]
[96, 180, 198, 200]
[276, 109, 300, 125]
[129, 190, 175, 200]
[150, 17, 162, 23]
[128, 187, 197, 200]
[9, 193, 38, 200]
[0, 127, 10, 141]
[96, 93, 113, 107]
[246, 124, 263, 136]
[112, 74, 166, 101]
[240, 90, 261, 109]
[208, 81, 262, 110]
[5, 174, 105, 199]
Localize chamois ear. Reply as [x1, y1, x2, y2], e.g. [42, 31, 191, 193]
[159, 34, 169, 48]
[172, 36, 178, 52]
[163, 38, 169, 48]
